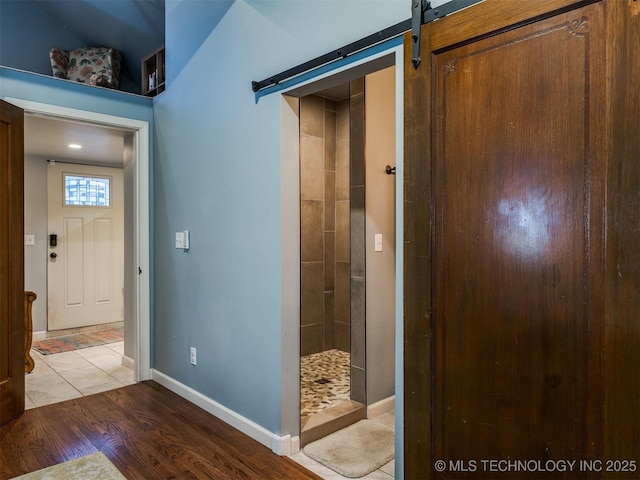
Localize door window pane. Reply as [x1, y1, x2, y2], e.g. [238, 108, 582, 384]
[64, 174, 111, 206]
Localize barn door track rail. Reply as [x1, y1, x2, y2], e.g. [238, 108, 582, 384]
[251, 0, 482, 93]
[411, 0, 482, 69]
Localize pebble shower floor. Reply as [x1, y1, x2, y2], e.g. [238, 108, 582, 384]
[300, 349, 350, 419]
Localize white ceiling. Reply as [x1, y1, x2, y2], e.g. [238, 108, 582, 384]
[24, 115, 129, 167]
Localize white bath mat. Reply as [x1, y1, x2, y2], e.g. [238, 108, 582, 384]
[303, 419, 394, 478]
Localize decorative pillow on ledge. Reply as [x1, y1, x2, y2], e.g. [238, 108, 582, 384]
[49, 47, 121, 89]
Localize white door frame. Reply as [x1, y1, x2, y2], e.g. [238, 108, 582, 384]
[7, 97, 151, 382]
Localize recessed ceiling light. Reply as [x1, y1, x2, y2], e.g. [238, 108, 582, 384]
[68, 143, 82, 149]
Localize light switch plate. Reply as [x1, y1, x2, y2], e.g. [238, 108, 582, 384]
[374, 234, 383, 252]
[175, 231, 185, 249]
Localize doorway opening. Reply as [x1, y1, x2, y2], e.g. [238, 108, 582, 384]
[23, 116, 132, 406]
[292, 65, 398, 448]
[298, 79, 367, 446]
[9, 98, 151, 400]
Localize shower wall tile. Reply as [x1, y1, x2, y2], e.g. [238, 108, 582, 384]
[350, 77, 364, 96]
[301, 324, 324, 356]
[335, 200, 350, 263]
[350, 186, 365, 277]
[300, 95, 324, 137]
[324, 171, 335, 231]
[349, 93, 365, 187]
[300, 136, 324, 201]
[335, 140, 350, 201]
[301, 262, 323, 327]
[350, 276, 366, 369]
[337, 100, 349, 142]
[349, 78, 366, 408]
[334, 320, 350, 352]
[324, 98, 337, 112]
[323, 232, 335, 291]
[334, 261, 351, 325]
[301, 200, 323, 262]
[324, 111, 336, 171]
[350, 366, 366, 404]
[323, 292, 335, 350]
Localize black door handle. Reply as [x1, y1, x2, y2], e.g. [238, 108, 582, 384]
[50, 252, 57, 259]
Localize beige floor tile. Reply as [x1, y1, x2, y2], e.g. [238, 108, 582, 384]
[25, 395, 37, 410]
[103, 365, 135, 384]
[105, 341, 125, 355]
[380, 459, 395, 477]
[75, 345, 122, 368]
[60, 365, 117, 390]
[42, 351, 93, 372]
[360, 470, 394, 479]
[290, 452, 351, 480]
[79, 380, 127, 396]
[26, 359, 55, 378]
[27, 378, 82, 407]
[26, 368, 68, 390]
[372, 412, 395, 429]
[26, 336, 129, 408]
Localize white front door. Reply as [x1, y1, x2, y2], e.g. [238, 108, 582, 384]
[47, 163, 124, 330]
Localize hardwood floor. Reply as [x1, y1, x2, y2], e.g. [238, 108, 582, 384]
[0, 381, 322, 479]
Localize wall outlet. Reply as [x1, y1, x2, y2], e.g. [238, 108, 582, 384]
[190, 347, 197, 365]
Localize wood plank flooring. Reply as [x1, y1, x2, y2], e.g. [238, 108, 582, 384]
[0, 381, 322, 480]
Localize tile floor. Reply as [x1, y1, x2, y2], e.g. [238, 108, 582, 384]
[25, 341, 134, 409]
[301, 349, 351, 419]
[296, 349, 395, 479]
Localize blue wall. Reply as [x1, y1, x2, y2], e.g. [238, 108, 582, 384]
[0, 67, 153, 120]
[154, 0, 408, 443]
[0, 1, 84, 77]
[0, 0, 164, 94]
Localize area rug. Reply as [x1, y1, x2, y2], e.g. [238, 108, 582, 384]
[303, 419, 394, 478]
[32, 327, 124, 355]
[12, 452, 126, 480]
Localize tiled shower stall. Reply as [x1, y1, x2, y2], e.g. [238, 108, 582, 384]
[299, 79, 367, 437]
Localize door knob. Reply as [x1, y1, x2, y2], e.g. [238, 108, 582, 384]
[50, 252, 57, 259]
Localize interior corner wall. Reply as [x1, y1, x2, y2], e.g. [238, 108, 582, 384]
[364, 67, 396, 405]
[24, 155, 48, 333]
[155, 0, 408, 446]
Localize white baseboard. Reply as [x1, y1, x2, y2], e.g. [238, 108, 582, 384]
[150, 369, 292, 455]
[289, 435, 301, 455]
[32, 331, 47, 341]
[367, 395, 395, 419]
[121, 355, 134, 370]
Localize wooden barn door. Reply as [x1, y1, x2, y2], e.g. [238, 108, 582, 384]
[0, 99, 25, 425]
[404, 1, 610, 478]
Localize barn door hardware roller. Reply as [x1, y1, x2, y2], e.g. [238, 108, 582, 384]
[411, 0, 483, 69]
[411, 0, 429, 69]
